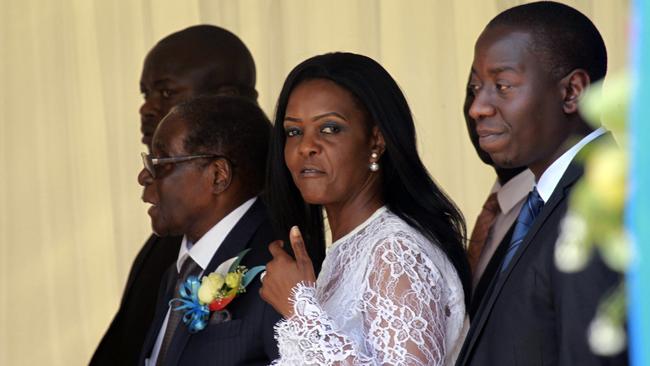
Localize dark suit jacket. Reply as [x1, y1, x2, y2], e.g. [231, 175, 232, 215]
[468, 224, 513, 319]
[91, 234, 182, 365]
[457, 136, 628, 366]
[138, 199, 281, 366]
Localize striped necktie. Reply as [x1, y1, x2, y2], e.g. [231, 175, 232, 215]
[468, 192, 500, 275]
[156, 256, 201, 365]
[500, 188, 544, 272]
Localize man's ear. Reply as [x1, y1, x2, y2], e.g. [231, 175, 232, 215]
[211, 158, 232, 195]
[561, 69, 590, 114]
[370, 126, 386, 156]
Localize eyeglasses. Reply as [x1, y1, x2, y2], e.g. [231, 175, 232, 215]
[141, 152, 228, 179]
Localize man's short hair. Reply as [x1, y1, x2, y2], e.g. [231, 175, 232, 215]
[487, 1, 607, 83]
[158, 25, 258, 101]
[175, 96, 271, 192]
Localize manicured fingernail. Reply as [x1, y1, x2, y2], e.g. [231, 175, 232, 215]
[291, 226, 300, 236]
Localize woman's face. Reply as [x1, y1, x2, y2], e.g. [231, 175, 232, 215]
[283, 78, 382, 206]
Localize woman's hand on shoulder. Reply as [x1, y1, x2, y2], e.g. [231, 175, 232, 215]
[260, 226, 317, 318]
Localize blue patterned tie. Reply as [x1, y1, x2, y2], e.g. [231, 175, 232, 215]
[500, 188, 544, 272]
[156, 256, 200, 365]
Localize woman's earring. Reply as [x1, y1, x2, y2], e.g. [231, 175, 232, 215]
[369, 152, 379, 172]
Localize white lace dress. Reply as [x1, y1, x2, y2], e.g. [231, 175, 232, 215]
[272, 207, 467, 365]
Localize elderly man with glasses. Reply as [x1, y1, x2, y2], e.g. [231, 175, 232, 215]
[136, 95, 281, 366]
[91, 25, 262, 366]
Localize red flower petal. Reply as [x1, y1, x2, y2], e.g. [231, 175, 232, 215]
[209, 295, 236, 311]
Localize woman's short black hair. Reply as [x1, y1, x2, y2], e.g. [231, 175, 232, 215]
[265, 52, 470, 305]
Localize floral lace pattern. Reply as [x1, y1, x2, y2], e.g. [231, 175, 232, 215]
[273, 208, 467, 365]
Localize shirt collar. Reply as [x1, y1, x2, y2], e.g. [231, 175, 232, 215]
[490, 169, 536, 214]
[176, 197, 257, 272]
[536, 127, 606, 203]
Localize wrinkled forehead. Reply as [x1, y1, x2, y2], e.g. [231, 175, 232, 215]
[152, 111, 190, 154]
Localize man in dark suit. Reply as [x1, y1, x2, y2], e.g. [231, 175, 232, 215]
[91, 25, 258, 365]
[457, 2, 627, 365]
[462, 75, 533, 318]
[137, 96, 280, 365]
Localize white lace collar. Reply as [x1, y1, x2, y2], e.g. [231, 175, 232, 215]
[329, 206, 387, 251]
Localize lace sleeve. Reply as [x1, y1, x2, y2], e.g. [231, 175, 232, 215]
[272, 236, 448, 365]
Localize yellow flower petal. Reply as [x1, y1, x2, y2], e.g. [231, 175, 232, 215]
[225, 272, 242, 289]
[198, 283, 215, 304]
[207, 273, 225, 290]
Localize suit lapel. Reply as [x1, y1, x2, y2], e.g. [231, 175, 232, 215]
[458, 163, 583, 365]
[469, 223, 514, 319]
[138, 264, 177, 365]
[205, 199, 267, 274]
[166, 199, 268, 365]
[493, 132, 614, 290]
[494, 164, 581, 292]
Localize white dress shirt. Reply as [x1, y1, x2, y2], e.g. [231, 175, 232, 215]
[536, 127, 606, 203]
[146, 197, 257, 366]
[472, 128, 606, 288]
[473, 169, 535, 288]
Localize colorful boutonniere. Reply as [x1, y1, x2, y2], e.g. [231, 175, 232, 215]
[169, 248, 265, 333]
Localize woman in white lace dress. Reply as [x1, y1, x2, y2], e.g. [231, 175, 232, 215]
[260, 52, 471, 365]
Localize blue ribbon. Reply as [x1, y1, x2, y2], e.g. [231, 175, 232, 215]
[169, 275, 210, 333]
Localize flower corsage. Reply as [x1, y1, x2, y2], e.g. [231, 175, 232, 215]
[169, 248, 265, 333]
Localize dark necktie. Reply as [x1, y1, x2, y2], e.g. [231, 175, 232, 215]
[500, 188, 544, 272]
[156, 256, 201, 366]
[468, 192, 500, 275]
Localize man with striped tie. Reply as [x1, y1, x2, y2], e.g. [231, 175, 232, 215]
[456, 2, 627, 365]
[137, 96, 281, 365]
